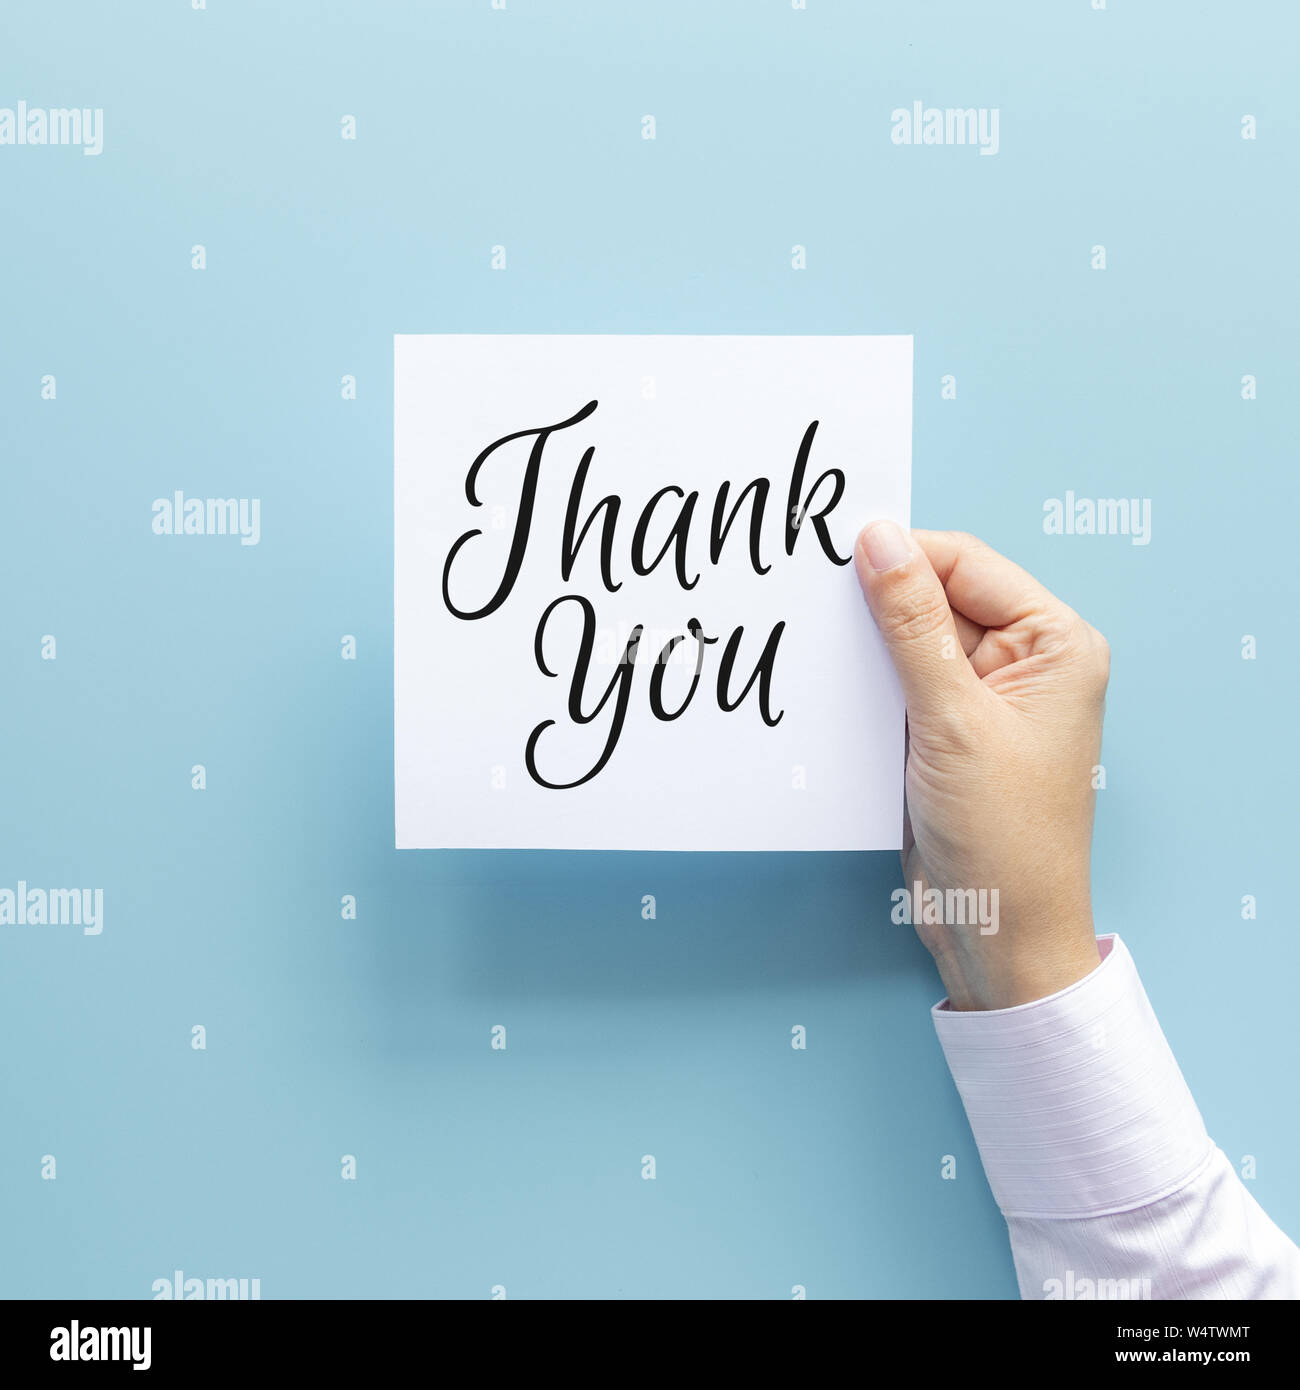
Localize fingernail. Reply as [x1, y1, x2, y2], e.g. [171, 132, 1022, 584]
[858, 520, 912, 573]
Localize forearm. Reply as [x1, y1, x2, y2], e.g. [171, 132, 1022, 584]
[1010, 1148, 1300, 1300]
[933, 935, 1300, 1299]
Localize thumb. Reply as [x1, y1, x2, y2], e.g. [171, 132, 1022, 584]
[854, 520, 980, 724]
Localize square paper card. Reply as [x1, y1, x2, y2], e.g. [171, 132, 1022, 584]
[394, 334, 911, 851]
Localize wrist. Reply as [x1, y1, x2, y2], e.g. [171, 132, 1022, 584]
[933, 924, 1102, 1012]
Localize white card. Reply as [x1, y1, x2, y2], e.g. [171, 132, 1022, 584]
[394, 334, 911, 851]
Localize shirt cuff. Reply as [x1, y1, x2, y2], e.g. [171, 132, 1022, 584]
[931, 934, 1213, 1220]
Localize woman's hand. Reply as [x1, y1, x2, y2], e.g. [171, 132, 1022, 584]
[855, 524, 1109, 1011]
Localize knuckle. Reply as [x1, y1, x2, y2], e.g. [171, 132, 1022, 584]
[1033, 606, 1078, 657]
[1069, 620, 1110, 690]
[883, 582, 951, 645]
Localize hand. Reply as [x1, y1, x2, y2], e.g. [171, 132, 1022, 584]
[854, 524, 1108, 1011]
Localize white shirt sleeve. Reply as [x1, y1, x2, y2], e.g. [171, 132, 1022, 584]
[931, 934, 1300, 1299]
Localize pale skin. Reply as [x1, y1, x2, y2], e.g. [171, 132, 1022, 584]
[854, 522, 1108, 1012]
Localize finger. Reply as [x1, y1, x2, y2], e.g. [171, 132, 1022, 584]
[966, 626, 1040, 680]
[912, 530, 1067, 631]
[854, 521, 982, 724]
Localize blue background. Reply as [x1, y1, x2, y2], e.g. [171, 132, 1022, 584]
[2, 0, 1296, 1299]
